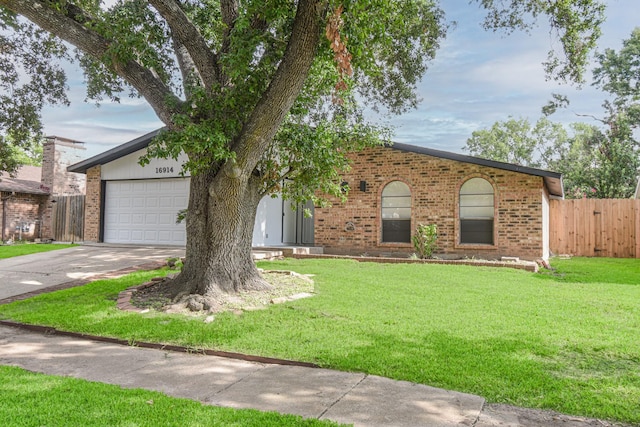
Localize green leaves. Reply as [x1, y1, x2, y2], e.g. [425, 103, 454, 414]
[477, 0, 605, 83]
[262, 100, 390, 206]
[478, 26, 640, 200]
[464, 117, 562, 168]
[465, 115, 639, 199]
[0, 0, 609, 191]
[412, 223, 438, 259]
[340, 0, 447, 114]
[593, 27, 640, 109]
[0, 19, 69, 170]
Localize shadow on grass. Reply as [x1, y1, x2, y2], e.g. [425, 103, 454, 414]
[319, 331, 639, 424]
[535, 258, 640, 286]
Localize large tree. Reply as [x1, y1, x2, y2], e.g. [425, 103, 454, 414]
[464, 116, 567, 168]
[0, 0, 605, 301]
[537, 27, 640, 199]
[464, 115, 640, 199]
[0, 136, 43, 174]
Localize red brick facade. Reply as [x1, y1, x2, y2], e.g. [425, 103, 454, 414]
[83, 165, 102, 242]
[314, 146, 549, 261]
[0, 192, 48, 241]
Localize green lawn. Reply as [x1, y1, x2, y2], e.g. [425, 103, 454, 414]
[0, 243, 76, 259]
[0, 258, 638, 424]
[0, 365, 337, 426]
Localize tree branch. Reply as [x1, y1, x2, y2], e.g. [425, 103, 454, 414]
[574, 111, 607, 125]
[224, 0, 325, 180]
[148, 0, 220, 89]
[172, 38, 198, 98]
[220, 0, 238, 55]
[0, 0, 183, 125]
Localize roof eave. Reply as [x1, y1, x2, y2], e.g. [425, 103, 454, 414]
[389, 142, 564, 198]
[67, 128, 165, 174]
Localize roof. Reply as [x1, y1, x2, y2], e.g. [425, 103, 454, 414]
[390, 143, 564, 198]
[0, 178, 50, 195]
[0, 166, 49, 195]
[68, 128, 564, 197]
[67, 128, 165, 174]
[1, 165, 42, 182]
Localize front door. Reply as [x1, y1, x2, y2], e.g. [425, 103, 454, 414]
[282, 200, 314, 245]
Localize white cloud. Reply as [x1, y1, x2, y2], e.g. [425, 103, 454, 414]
[36, 0, 638, 159]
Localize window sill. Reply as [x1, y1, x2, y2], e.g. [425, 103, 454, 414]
[455, 243, 498, 250]
[379, 242, 413, 248]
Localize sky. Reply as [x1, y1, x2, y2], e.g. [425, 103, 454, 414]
[39, 0, 639, 159]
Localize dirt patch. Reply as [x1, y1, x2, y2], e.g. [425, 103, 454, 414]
[477, 403, 633, 427]
[130, 270, 314, 316]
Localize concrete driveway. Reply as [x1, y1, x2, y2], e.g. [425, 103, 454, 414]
[0, 244, 185, 300]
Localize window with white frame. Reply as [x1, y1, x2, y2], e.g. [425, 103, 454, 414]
[459, 178, 494, 244]
[381, 181, 411, 243]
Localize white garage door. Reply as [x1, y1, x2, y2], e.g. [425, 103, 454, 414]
[104, 178, 189, 245]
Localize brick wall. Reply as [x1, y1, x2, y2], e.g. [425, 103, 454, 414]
[0, 192, 48, 241]
[314, 146, 547, 261]
[83, 165, 102, 242]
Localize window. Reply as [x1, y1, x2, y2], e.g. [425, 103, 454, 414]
[381, 181, 411, 243]
[459, 178, 494, 244]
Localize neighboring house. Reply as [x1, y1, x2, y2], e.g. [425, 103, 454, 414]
[68, 131, 562, 261]
[0, 165, 50, 241]
[635, 177, 640, 199]
[0, 136, 86, 242]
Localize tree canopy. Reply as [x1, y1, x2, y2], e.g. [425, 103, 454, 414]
[0, 0, 608, 296]
[465, 29, 640, 199]
[0, 136, 43, 174]
[465, 116, 639, 199]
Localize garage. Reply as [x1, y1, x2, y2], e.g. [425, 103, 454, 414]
[104, 178, 189, 245]
[68, 129, 312, 247]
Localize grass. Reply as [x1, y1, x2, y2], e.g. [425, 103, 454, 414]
[0, 243, 76, 259]
[0, 258, 638, 424]
[0, 365, 338, 426]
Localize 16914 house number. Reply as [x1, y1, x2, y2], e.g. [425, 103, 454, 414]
[155, 166, 174, 174]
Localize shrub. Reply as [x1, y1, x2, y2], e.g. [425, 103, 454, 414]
[412, 223, 437, 259]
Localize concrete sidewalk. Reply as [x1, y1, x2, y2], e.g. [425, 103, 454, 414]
[0, 325, 627, 427]
[0, 324, 483, 426]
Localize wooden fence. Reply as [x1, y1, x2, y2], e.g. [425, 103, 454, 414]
[51, 195, 85, 243]
[549, 198, 640, 258]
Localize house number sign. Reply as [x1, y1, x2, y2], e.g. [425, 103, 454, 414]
[155, 166, 175, 174]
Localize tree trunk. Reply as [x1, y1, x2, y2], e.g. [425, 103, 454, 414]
[167, 169, 269, 299]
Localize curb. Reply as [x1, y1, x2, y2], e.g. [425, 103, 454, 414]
[0, 320, 319, 368]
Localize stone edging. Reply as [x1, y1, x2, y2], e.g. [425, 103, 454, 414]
[116, 256, 537, 313]
[291, 253, 540, 272]
[116, 276, 168, 312]
[116, 269, 314, 312]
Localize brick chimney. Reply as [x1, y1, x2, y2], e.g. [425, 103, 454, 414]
[40, 136, 87, 239]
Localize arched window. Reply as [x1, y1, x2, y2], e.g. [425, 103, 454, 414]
[381, 181, 411, 243]
[459, 178, 494, 244]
